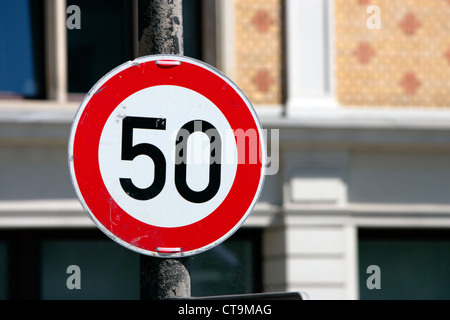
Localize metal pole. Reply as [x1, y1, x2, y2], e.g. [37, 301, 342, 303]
[137, 0, 191, 300]
[138, 0, 184, 56]
[140, 257, 191, 300]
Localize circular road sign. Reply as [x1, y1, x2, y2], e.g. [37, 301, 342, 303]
[68, 55, 266, 257]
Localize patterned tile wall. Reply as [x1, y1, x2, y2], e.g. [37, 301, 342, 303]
[234, 0, 283, 105]
[335, 0, 450, 107]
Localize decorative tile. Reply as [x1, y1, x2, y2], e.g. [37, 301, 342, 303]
[357, 0, 370, 6]
[234, 0, 282, 105]
[353, 41, 376, 64]
[335, 0, 450, 107]
[444, 48, 450, 64]
[251, 10, 274, 33]
[398, 12, 421, 36]
[252, 69, 274, 93]
[400, 72, 421, 95]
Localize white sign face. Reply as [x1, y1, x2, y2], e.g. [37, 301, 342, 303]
[69, 55, 266, 257]
[98, 85, 238, 228]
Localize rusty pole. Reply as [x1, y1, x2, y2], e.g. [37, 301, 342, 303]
[137, 0, 191, 300]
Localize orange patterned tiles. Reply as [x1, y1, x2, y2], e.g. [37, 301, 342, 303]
[251, 9, 275, 32]
[234, 0, 283, 105]
[398, 12, 421, 36]
[445, 47, 450, 63]
[335, 0, 450, 107]
[353, 41, 376, 64]
[400, 72, 421, 95]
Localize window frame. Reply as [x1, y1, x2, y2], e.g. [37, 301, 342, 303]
[45, 0, 68, 102]
[285, 0, 337, 113]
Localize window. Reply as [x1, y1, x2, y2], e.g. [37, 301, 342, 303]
[0, 0, 205, 102]
[182, 0, 203, 60]
[0, 228, 261, 299]
[41, 236, 140, 300]
[358, 228, 450, 300]
[67, 0, 204, 94]
[67, 0, 134, 94]
[0, 242, 7, 299]
[0, 0, 45, 98]
[190, 228, 262, 296]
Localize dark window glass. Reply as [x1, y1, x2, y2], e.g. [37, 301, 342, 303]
[0, 242, 7, 300]
[41, 239, 139, 300]
[359, 228, 450, 300]
[0, 228, 261, 299]
[0, 0, 45, 98]
[183, 0, 203, 60]
[67, 0, 134, 93]
[190, 228, 262, 296]
[67, 1, 204, 94]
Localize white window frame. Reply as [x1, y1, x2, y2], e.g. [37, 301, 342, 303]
[45, 0, 69, 103]
[285, 0, 337, 114]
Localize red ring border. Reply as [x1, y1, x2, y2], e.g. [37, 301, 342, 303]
[70, 56, 264, 256]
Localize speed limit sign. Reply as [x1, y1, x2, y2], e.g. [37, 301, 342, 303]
[68, 55, 266, 257]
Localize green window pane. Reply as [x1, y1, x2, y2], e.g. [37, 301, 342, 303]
[359, 229, 450, 300]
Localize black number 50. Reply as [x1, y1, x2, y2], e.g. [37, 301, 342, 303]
[119, 116, 221, 203]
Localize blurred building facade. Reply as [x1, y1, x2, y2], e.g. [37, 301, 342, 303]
[1, 0, 450, 299]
